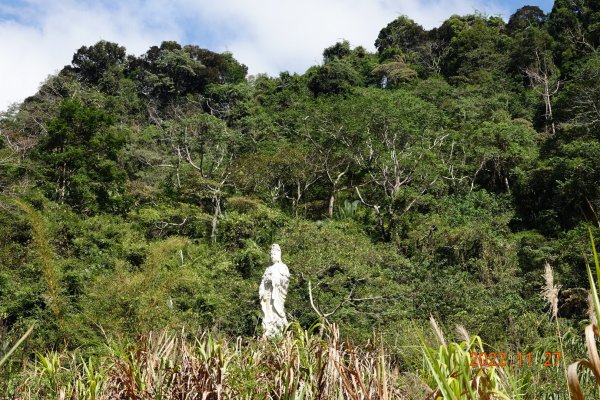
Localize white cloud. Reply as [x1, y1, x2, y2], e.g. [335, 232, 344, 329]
[0, 0, 512, 111]
[0, 0, 184, 111]
[181, 0, 508, 75]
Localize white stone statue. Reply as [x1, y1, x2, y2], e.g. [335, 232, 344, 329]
[259, 243, 290, 337]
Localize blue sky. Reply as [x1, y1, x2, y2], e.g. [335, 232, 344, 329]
[0, 0, 555, 110]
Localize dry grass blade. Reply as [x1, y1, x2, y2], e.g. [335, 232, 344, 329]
[568, 230, 600, 399]
[587, 293, 598, 326]
[0, 324, 34, 368]
[583, 324, 600, 380]
[568, 358, 600, 400]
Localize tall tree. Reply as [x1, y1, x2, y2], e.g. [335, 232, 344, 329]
[69, 41, 127, 86]
[556, 54, 600, 128]
[547, 0, 600, 72]
[507, 5, 547, 34]
[33, 99, 129, 213]
[439, 14, 511, 82]
[525, 51, 560, 135]
[163, 113, 239, 241]
[375, 16, 426, 55]
[339, 89, 449, 240]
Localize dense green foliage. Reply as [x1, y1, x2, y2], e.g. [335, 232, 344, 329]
[2, 2, 600, 398]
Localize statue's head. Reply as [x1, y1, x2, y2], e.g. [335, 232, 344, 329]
[270, 243, 282, 264]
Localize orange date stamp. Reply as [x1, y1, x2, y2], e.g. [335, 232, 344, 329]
[470, 351, 562, 367]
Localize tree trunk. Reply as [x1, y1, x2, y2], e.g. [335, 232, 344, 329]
[328, 191, 336, 218]
[210, 195, 221, 243]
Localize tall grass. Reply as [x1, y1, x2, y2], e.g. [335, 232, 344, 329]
[0, 325, 34, 368]
[14, 199, 63, 321]
[567, 228, 600, 399]
[543, 262, 570, 395]
[11, 323, 403, 399]
[421, 317, 520, 400]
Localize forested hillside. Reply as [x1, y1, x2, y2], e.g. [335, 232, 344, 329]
[1, 1, 600, 398]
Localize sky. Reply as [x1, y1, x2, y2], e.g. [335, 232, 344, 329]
[0, 0, 554, 111]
